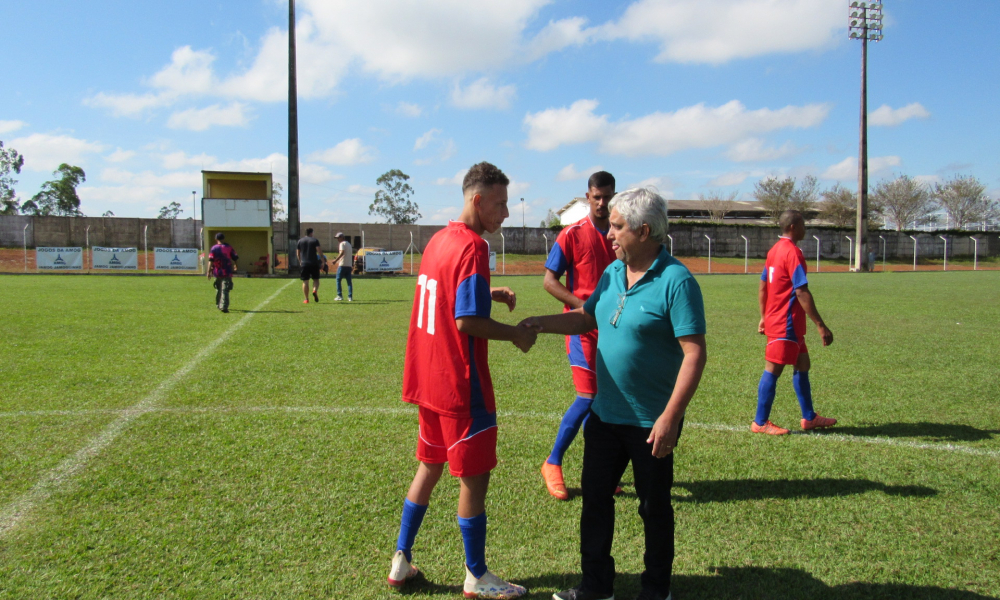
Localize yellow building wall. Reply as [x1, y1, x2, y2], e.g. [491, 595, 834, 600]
[207, 179, 268, 200]
[204, 228, 273, 274]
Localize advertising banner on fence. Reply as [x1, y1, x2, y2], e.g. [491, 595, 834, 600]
[37, 247, 83, 270]
[92, 247, 138, 270]
[154, 247, 199, 271]
[489, 252, 497, 272]
[364, 251, 405, 273]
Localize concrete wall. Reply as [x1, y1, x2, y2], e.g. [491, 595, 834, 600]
[1, 216, 202, 249]
[5, 215, 998, 259]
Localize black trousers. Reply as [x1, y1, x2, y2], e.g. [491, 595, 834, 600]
[580, 411, 681, 597]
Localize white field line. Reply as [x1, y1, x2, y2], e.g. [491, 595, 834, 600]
[3, 404, 998, 459]
[0, 281, 294, 538]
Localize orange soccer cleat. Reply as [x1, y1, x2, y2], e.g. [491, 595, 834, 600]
[541, 462, 569, 501]
[751, 420, 790, 435]
[802, 414, 837, 430]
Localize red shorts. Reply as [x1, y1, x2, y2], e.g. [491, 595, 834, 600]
[567, 330, 598, 395]
[766, 337, 808, 366]
[416, 407, 497, 477]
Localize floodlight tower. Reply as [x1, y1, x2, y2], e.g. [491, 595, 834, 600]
[287, 0, 301, 273]
[849, 0, 883, 272]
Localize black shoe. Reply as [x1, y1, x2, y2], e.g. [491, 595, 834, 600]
[635, 590, 671, 600]
[312, 291, 319, 302]
[552, 586, 614, 600]
[221, 308, 229, 313]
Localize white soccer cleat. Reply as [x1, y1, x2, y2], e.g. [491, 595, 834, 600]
[334, 296, 343, 301]
[463, 567, 527, 599]
[387, 550, 419, 588]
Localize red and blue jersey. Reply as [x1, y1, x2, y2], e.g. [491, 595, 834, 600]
[761, 237, 809, 341]
[209, 243, 238, 278]
[403, 221, 495, 419]
[545, 217, 616, 312]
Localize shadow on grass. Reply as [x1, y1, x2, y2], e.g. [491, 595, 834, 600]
[512, 568, 995, 599]
[826, 422, 1000, 442]
[665, 478, 936, 502]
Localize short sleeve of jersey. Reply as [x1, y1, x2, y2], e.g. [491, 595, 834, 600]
[666, 274, 707, 338]
[583, 270, 611, 316]
[454, 245, 492, 319]
[790, 250, 808, 289]
[545, 242, 568, 276]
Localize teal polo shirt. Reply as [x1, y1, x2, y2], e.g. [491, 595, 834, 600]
[582, 246, 706, 428]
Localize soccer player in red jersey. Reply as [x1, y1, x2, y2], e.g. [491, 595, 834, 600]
[539, 171, 618, 501]
[754, 210, 837, 435]
[387, 162, 535, 599]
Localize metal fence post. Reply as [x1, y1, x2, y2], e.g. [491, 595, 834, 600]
[938, 235, 948, 271]
[500, 231, 506, 275]
[740, 235, 748, 273]
[666, 234, 673, 256]
[813, 235, 820, 272]
[879, 235, 886, 271]
[909, 235, 918, 271]
[972, 236, 979, 270]
[23, 223, 29, 272]
[144, 225, 148, 273]
[845, 236, 854, 270]
[704, 234, 712, 274]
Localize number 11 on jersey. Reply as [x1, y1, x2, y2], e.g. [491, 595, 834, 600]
[417, 274, 438, 334]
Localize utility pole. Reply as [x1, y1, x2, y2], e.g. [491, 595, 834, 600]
[287, 0, 301, 273]
[520, 198, 525, 253]
[849, 0, 883, 272]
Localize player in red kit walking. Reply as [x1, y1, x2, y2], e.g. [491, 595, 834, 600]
[753, 210, 837, 435]
[539, 171, 618, 501]
[387, 162, 535, 599]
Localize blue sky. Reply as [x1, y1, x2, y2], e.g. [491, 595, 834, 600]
[2, 0, 998, 225]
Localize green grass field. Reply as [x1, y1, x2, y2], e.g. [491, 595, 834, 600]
[1, 271, 998, 599]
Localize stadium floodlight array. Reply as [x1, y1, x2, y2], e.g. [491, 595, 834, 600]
[848, 0, 883, 42]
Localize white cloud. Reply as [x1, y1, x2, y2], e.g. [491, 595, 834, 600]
[508, 180, 531, 197]
[162, 151, 217, 170]
[450, 78, 517, 110]
[0, 120, 26, 134]
[525, 99, 830, 156]
[556, 164, 605, 182]
[414, 129, 441, 150]
[708, 171, 750, 187]
[598, 0, 842, 65]
[913, 174, 942, 187]
[822, 155, 902, 180]
[396, 102, 424, 117]
[166, 103, 251, 131]
[869, 103, 931, 127]
[523, 17, 593, 62]
[725, 138, 799, 162]
[436, 169, 468, 186]
[100, 167, 202, 189]
[9, 133, 106, 172]
[106, 149, 136, 163]
[83, 92, 171, 117]
[308, 139, 377, 166]
[626, 176, 675, 197]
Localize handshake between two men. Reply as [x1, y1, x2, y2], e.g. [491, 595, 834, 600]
[481, 285, 595, 355]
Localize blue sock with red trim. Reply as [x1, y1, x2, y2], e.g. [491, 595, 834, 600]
[396, 498, 427, 563]
[793, 370, 816, 421]
[458, 512, 487, 579]
[755, 371, 779, 426]
[547, 396, 592, 466]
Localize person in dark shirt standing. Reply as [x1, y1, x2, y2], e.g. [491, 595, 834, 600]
[207, 232, 239, 313]
[297, 228, 322, 304]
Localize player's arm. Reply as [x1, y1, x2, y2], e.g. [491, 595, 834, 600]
[543, 269, 585, 309]
[456, 316, 536, 353]
[648, 334, 706, 458]
[757, 279, 767, 334]
[794, 285, 833, 346]
[518, 308, 596, 336]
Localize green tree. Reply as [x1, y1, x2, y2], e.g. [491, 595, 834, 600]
[752, 176, 796, 224]
[158, 201, 183, 219]
[753, 175, 818, 224]
[24, 163, 86, 216]
[818, 184, 856, 228]
[369, 169, 420, 224]
[932, 175, 991, 229]
[102, 210, 115, 217]
[0, 141, 25, 215]
[541, 208, 562, 229]
[870, 174, 936, 231]
[271, 182, 286, 222]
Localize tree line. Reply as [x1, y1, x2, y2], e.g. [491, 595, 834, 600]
[701, 173, 998, 231]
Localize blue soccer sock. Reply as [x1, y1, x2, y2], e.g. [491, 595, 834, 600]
[755, 371, 779, 426]
[547, 395, 593, 466]
[793, 370, 816, 421]
[395, 498, 428, 563]
[458, 512, 488, 579]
